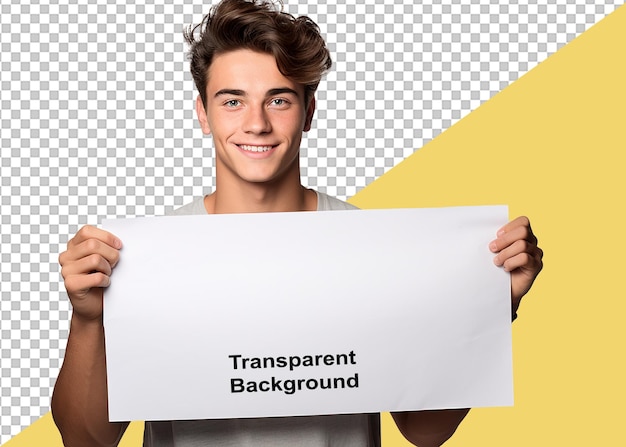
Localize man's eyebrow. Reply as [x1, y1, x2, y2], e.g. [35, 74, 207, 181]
[214, 89, 246, 98]
[213, 87, 301, 98]
[267, 88, 300, 97]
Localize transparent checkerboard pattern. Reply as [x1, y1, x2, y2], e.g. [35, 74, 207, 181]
[0, 0, 621, 441]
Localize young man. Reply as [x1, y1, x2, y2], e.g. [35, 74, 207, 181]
[51, 1, 543, 446]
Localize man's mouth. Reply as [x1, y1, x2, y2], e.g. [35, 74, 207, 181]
[238, 144, 275, 153]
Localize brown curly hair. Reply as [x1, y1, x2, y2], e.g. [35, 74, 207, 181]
[184, 0, 332, 107]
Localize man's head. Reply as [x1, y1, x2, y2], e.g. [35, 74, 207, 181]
[184, 0, 332, 108]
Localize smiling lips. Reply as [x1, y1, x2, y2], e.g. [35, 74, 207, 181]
[238, 144, 275, 153]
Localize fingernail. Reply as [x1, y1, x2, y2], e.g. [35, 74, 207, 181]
[489, 241, 497, 251]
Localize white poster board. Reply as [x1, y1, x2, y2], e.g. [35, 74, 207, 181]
[102, 206, 512, 422]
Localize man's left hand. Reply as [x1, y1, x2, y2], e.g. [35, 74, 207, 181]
[489, 216, 544, 313]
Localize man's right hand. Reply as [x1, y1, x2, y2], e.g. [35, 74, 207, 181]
[53, 226, 128, 446]
[59, 225, 123, 322]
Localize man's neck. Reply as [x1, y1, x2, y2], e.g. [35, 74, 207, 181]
[205, 171, 317, 214]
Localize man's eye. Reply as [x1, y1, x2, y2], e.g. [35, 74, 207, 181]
[271, 98, 288, 106]
[225, 99, 240, 107]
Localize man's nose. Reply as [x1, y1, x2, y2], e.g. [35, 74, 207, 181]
[242, 105, 272, 134]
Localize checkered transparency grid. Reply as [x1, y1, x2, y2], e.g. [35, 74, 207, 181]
[0, 0, 621, 441]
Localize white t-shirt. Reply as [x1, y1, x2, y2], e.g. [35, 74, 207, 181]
[145, 191, 379, 447]
[167, 190, 358, 216]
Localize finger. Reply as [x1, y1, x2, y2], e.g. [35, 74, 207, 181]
[494, 239, 543, 270]
[501, 251, 538, 273]
[60, 237, 121, 268]
[63, 271, 112, 296]
[61, 253, 114, 280]
[490, 221, 537, 253]
[75, 238, 121, 267]
[496, 216, 530, 236]
[67, 225, 122, 250]
[504, 248, 543, 275]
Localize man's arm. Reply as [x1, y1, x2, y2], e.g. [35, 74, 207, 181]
[51, 226, 128, 447]
[392, 216, 543, 447]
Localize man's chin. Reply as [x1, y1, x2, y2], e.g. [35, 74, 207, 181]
[236, 171, 284, 186]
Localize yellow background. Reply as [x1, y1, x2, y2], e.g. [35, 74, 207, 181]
[4, 4, 625, 446]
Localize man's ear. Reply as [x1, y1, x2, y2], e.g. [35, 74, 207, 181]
[196, 95, 211, 135]
[303, 96, 316, 132]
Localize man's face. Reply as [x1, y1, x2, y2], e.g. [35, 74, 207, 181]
[197, 49, 315, 186]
